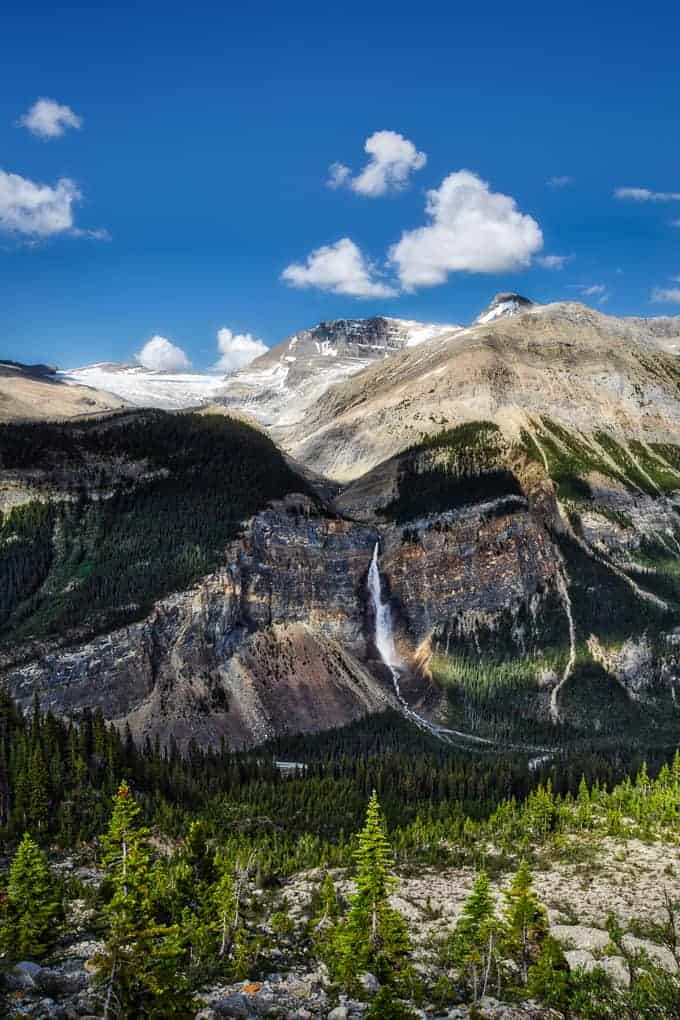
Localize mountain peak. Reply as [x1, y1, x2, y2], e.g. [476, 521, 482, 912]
[475, 292, 535, 325]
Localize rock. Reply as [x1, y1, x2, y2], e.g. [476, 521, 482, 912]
[328, 1008, 349, 1020]
[599, 955, 631, 988]
[622, 933, 678, 972]
[551, 924, 610, 953]
[213, 992, 254, 1018]
[357, 972, 379, 995]
[564, 948, 630, 988]
[12, 959, 44, 986]
[564, 948, 596, 973]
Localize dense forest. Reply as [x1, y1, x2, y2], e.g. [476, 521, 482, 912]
[0, 411, 311, 647]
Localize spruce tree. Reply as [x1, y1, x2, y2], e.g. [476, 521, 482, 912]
[449, 869, 500, 1002]
[501, 860, 549, 985]
[0, 832, 61, 959]
[332, 791, 410, 988]
[94, 781, 194, 1018]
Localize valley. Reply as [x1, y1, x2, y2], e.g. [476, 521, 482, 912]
[2, 294, 680, 1018]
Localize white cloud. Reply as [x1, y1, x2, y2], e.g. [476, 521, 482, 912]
[651, 287, 680, 304]
[214, 328, 267, 373]
[20, 98, 82, 139]
[327, 162, 351, 189]
[614, 186, 680, 202]
[135, 336, 191, 372]
[328, 130, 427, 197]
[537, 254, 572, 270]
[570, 283, 609, 304]
[0, 168, 81, 236]
[282, 237, 397, 298]
[547, 175, 574, 188]
[389, 170, 543, 290]
[582, 284, 607, 297]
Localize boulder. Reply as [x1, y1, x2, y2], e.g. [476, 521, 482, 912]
[357, 972, 379, 995]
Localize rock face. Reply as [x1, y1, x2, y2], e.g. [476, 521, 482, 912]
[217, 316, 461, 427]
[2, 496, 396, 750]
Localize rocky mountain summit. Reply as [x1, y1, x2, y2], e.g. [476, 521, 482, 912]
[217, 316, 461, 426]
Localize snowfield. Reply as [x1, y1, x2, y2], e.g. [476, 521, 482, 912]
[61, 364, 226, 410]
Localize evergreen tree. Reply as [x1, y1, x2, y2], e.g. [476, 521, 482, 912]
[501, 860, 549, 985]
[93, 781, 194, 1018]
[449, 869, 501, 1002]
[0, 832, 61, 959]
[526, 935, 571, 1014]
[332, 791, 411, 988]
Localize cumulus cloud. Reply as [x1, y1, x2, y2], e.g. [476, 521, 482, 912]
[20, 98, 82, 139]
[0, 169, 82, 236]
[537, 254, 572, 270]
[214, 328, 267, 374]
[135, 336, 191, 372]
[651, 287, 680, 304]
[328, 130, 427, 197]
[614, 186, 680, 202]
[282, 237, 397, 298]
[389, 170, 543, 290]
[547, 176, 574, 188]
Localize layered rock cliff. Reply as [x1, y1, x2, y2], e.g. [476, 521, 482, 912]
[2, 495, 397, 749]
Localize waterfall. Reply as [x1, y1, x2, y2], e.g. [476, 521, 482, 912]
[366, 542, 555, 761]
[368, 542, 401, 669]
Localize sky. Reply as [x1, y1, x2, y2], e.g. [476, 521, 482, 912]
[1, 0, 679, 372]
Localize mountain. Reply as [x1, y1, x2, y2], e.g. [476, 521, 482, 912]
[280, 297, 680, 481]
[474, 290, 535, 323]
[217, 315, 461, 425]
[0, 360, 128, 422]
[61, 362, 226, 410]
[3, 296, 680, 753]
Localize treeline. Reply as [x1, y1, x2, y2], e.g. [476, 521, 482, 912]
[0, 411, 311, 646]
[0, 692, 676, 874]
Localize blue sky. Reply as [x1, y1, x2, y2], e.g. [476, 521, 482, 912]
[1, 0, 679, 371]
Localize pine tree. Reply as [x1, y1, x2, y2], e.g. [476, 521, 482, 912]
[501, 860, 549, 985]
[526, 935, 571, 1013]
[0, 832, 61, 959]
[332, 791, 411, 988]
[449, 870, 500, 1002]
[28, 743, 50, 833]
[93, 781, 194, 1018]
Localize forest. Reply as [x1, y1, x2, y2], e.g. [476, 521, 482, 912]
[0, 411, 311, 647]
[1, 695, 680, 1017]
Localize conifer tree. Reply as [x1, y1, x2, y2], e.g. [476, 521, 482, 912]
[501, 860, 549, 985]
[526, 935, 571, 1013]
[449, 869, 501, 1002]
[0, 832, 61, 959]
[94, 781, 194, 1019]
[332, 791, 410, 987]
